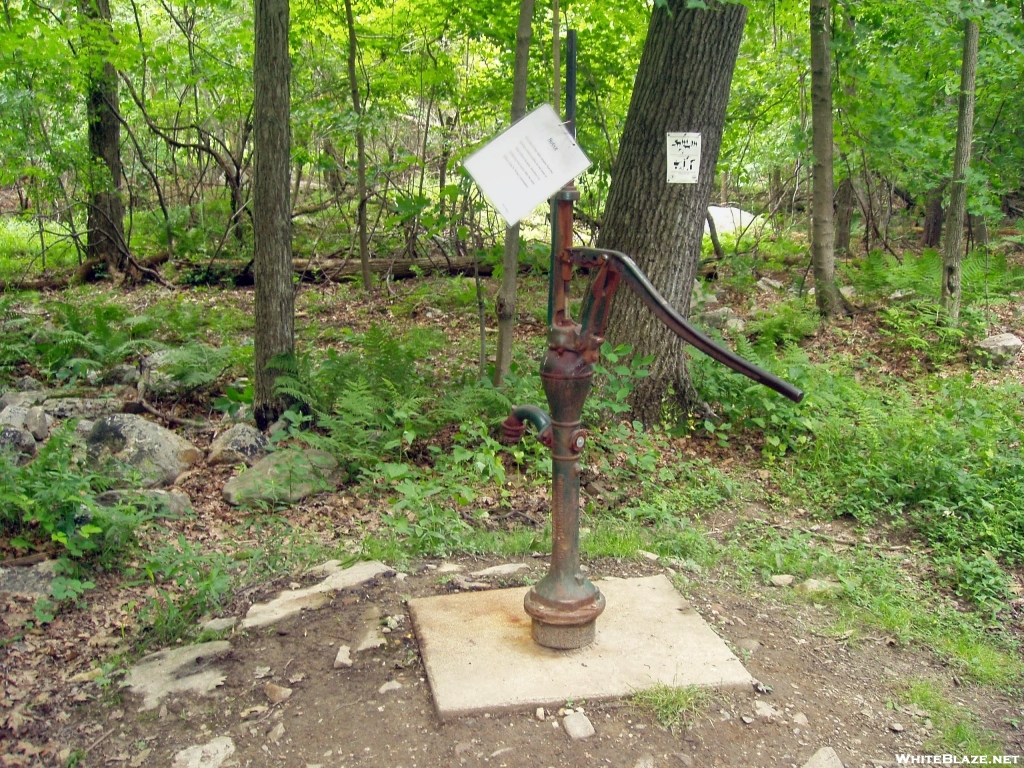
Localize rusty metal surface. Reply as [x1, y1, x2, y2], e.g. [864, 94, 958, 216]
[503, 183, 803, 651]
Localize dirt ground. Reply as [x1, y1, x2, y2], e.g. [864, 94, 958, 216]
[26, 550, 1019, 768]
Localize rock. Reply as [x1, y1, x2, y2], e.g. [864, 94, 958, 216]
[221, 449, 339, 506]
[333, 645, 353, 669]
[139, 350, 186, 396]
[267, 722, 285, 742]
[636, 550, 660, 562]
[240, 560, 389, 629]
[698, 307, 746, 333]
[76, 419, 95, 439]
[741, 715, 754, 724]
[208, 424, 269, 467]
[0, 560, 57, 599]
[13, 375, 44, 392]
[469, 563, 529, 578]
[201, 617, 237, 633]
[801, 747, 843, 768]
[970, 333, 1022, 368]
[535, 707, 545, 721]
[435, 563, 465, 573]
[0, 405, 29, 430]
[736, 638, 761, 654]
[104, 364, 140, 385]
[562, 711, 595, 741]
[840, 286, 856, 299]
[794, 578, 841, 596]
[378, 681, 402, 694]
[757, 277, 785, 292]
[171, 736, 235, 768]
[793, 712, 809, 726]
[770, 574, 794, 587]
[889, 289, 914, 300]
[87, 414, 202, 487]
[0, 426, 37, 462]
[889, 722, 905, 732]
[706, 205, 756, 236]
[673, 754, 695, 767]
[0, 391, 47, 410]
[264, 682, 292, 704]
[691, 280, 718, 308]
[633, 757, 656, 768]
[43, 397, 123, 420]
[123, 641, 231, 710]
[97, 489, 194, 517]
[24, 406, 51, 441]
[129, 747, 152, 767]
[755, 700, 781, 719]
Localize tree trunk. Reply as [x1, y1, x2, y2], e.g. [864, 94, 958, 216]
[81, 0, 126, 277]
[599, 0, 747, 426]
[834, 175, 854, 257]
[344, 0, 371, 291]
[941, 18, 979, 322]
[921, 185, 944, 247]
[253, 0, 295, 429]
[493, 0, 535, 386]
[809, 0, 844, 316]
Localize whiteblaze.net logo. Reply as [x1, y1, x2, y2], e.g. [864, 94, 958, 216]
[895, 756, 1022, 765]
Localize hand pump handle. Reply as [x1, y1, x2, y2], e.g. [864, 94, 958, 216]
[570, 247, 804, 404]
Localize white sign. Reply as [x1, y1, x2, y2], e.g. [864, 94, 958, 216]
[463, 104, 591, 227]
[667, 132, 702, 184]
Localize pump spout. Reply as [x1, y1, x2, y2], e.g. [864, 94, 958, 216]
[569, 247, 804, 404]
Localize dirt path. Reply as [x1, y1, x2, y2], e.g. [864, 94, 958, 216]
[43, 557, 1021, 768]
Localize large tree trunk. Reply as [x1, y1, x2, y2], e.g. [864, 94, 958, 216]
[809, 0, 844, 316]
[81, 0, 126, 277]
[834, 175, 854, 257]
[493, 0, 536, 386]
[343, 0, 371, 291]
[941, 18, 979, 321]
[599, 0, 747, 427]
[921, 185, 945, 247]
[253, 0, 295, 429]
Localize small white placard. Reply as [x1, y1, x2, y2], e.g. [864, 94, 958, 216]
[667, 132, 702, 184]
[463, 104, 591, 227]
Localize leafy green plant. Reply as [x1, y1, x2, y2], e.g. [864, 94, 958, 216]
[587, 343, 653, 418]
[631, 684, 709, 730]
[747, 298, 819, 350]
[937, 553, 1012, 611]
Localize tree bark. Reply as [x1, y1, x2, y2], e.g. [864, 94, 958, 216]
[834, 175, 854, 257]
[80, 0, 127, 277]
[599, 0, 747, 426]
[344, 0, 371, 291]
[921, 185, 945, 247]
[809, 0, 844, 316]
[493, 0, 535, 386]
[253, 0, 295, 429]
[941, 18, 979, 322]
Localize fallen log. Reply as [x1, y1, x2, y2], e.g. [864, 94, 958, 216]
[0, 253, 170, 293]
[292, 255, 500, 281]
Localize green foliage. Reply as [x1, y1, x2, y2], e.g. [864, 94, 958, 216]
[0, 427, 155, 561]
[747, 299, 820, 351]
[631, 684, 709, 730]
[937, 553, 1013, 612]
[902, 680, 1004, 756]
[587, 343, 653, 419]
[849, 249, 1024, 301]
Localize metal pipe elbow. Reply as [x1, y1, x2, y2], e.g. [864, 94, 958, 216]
[501, 405, 553, 447]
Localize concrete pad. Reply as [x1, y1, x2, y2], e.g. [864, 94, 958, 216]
[409, 574, 753, 719]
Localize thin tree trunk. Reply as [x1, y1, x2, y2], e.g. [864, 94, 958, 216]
[253, 0, 295, 429]
[344, 0, 371, 291]
[809, 0, 844, 316]
[493, 0, 535, 386]
[81, 0, 127, 278]
[941, 18, 979, 321]
[921, 185, 945, 247]
[600, 0, 747, 426]
[834, 175, 854, 257]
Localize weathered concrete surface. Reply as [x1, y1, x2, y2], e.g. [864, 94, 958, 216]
[409, 574, 754, 720]
[240, 560, 390, 629]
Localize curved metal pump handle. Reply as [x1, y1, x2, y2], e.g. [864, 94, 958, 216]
[569, 247, 804, 404]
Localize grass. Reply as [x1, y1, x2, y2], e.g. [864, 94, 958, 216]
[901, 679, 1004, 755]
[631, 683, 710, 730]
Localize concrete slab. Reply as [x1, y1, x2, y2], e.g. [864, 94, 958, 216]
[409, 574, 753, 720]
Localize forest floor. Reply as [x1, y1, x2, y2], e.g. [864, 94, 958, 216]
[1, 264, 1023, 768]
